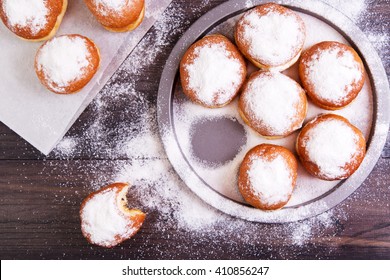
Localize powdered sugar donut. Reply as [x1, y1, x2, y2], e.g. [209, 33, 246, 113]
[80, 182, 146, 248]
[35, 34, 100, 94]
[180, 34, 247, 108]
[299, 41, 365, 110]
[296, 114, 366, 181]
[238, 144, 298, 210]
[0, 0, 67, 41]
[84, 0, 145, 32]
[235, 3, 305, 71]
[239, 71, 307, 138]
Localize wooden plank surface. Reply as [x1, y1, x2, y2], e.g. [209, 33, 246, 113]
[0, 0, 389, 259]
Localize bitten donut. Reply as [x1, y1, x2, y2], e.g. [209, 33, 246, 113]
[0, 0, 67, 41]
[84, 0, 145, 32]
[235, 3, 305, 71]
[80, 182, 146, 248]
[35, 34, 100, 94]
[299, 41, 365, 110]
[296, 114, 366, 181]
[238, 144, 298, 210]
[180, 34, 247, 108]
[239, 71, 307, 138]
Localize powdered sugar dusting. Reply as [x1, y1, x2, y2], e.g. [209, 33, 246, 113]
[94, 0, 127, 11]
[36, 36, 91, 93]
[80, 187, 136, 247]
[324, 0, 366, 21]
[304, 46, 364, 104]
[304, 118, 360, 179]
[185, 42, 243, 106]
[169, 9, 374, 209]
[247, 154, 293, 205]
[93, 0, 135, 15]
[2, 0, 48, 35]
[245, 0, 254, 9]
[53, 136, 77, 157]
[114, 158, 225, 231]
[47, 0, 386, 256]
[239, 5, 305, 66]
[242, 72, 304, 135]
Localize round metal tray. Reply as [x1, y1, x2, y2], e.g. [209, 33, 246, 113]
[157, 0, 390, 222]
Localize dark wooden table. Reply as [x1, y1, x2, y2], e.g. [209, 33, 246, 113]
[1, 0, 389, 260]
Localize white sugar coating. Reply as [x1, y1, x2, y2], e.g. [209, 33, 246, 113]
[305, 47, 363, 104]
[243, 72, 303, 135]
[185, 42, 243, 106]
[81, 188, 135, 247]
[36, 36, 91, 92]
[240, 7, 304, 66]
[247, 154, 293, 205]
[93, 0, 135, 16]
[304, 119, 360, 178]
[2, 0, 48, 35]
[94, 0, 126, 11]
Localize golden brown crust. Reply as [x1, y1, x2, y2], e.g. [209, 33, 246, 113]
[179, 34, 247, 108]
[0, 0, 66, 41]
[35, 34, 100, 94]
[296, 114, 366, 181]
[84, 0, 144, 31]
[103, 5, 144, 32]
[80, 182, 146, 248]
[299, 41, 365, 110]
[235, 3, 305, 71]
[238, 144, 298, 210]
[238, 71, 307, 138]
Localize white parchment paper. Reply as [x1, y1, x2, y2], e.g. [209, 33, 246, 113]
[0, 0, 172, 155]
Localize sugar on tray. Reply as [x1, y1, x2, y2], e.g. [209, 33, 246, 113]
[2, 0, 48, 35]
[185, 42, 244, 106]
[36, 36, 91, 92]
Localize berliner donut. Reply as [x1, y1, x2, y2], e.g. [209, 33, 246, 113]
[235, 3, 305, 71]
[299, 41, 365, 110]
[296, 114, 366, 181]
[180, 34, 247, 108]
[0, 0, 67, 41]
[35, 34, 100, 94]
[238, 144, 298, 210]
[84, 0, 145, 32]
[80, 182, 146, 248]
[239, 71, 307, 138]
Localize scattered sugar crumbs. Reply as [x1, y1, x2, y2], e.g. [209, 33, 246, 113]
[49, 0, 389, 258]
